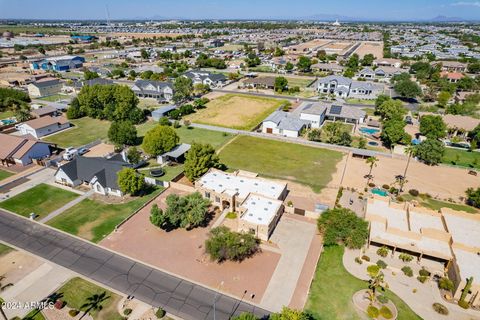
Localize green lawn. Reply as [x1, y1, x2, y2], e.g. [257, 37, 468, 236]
[38, 94, 70, 102]
[218, 136, 343, 193]
[0, 184, 79, 220]
[55, 277, 123, 320]
[346, 98, 376, 105]
[0, 169, 14, 181]
[285, 77, 315, 88]
[442, 148, 480, 170]
[140, 164, 185, 181]
[0, 110, 14, 119]
[44, 117, 111, 148]
[23, 309, 46, 320]
[47, 187, 163, 243]
[401, 194, 478, 214]
[362, 108, 375, 116]
[306, 246, 421, 320]
[0, 243, 13, 257]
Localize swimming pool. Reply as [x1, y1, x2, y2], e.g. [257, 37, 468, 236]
[1, 119, 15, 125]
[359, 127, 380, 135]
[371, 188, 388, 197]
[368, 141, 379, 146]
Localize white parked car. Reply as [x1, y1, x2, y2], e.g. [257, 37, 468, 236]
[63, 147, 78, 161]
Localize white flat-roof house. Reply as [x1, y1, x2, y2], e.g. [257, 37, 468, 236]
[195, 169, 287, 240]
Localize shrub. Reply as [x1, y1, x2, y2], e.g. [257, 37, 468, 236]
[361, 255, 370, 262]
[379, 306, 393, 319]
[432, 303, 449, 315]
[438, 277, 454, 292]
[68, 310, 79, 317]
[355, 257, 363, 264]
[401, 266, 413, 277]
[173, 120, 181, 128]
[205, 226, 260, 262]
[123, 308, 132, 316]
[366, 305, 379, 318]
[54, 300, 65, 309]
[396, 196, 404, 202]
[399, 253, 414, 262]
[382, 184, 390, 190]
[367, 265, 380, 277]
[226, 212, 237, 219]
[155, 307, 166, 318]
[419, 268, 430, 277]
[376, 246, 389, 258]
[413, 288, 417, 293]
[417, 275, 428, 283]
[377, 295, 389, 304]
[458, 300, 470, 309]
[287, 200, 293, 207]
[409, 189, 419, 197]
[368, 182, 375, 188]
[377, 260, 387, 269]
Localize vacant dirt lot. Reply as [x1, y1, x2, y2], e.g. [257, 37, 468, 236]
[83, 143, 114, 158]
[186, 94, 288, 130]
[100, 187, 281, 304]
[354, 41, 384, 59]
[342, 154, 479, 201]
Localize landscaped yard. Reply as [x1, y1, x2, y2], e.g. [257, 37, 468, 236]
[401, 193, 478, 214]
[43, 117, 111, 148]
[284, 77, 315, 88]
[185, 94, 290, 130]
[37, 94, 70, 102]
[0, 184, 79, 220]
[442, 148, 480, 170]
[55, 277, 123, 320]
[0, 169, 14, 181]
[47, 187, 164, 243]
[305, 246, 421, 320]
[218, 136, 343, 193]
[0, 243, 13, 257]
[0, 109, 14, 119]
[140, 164, 185, 181]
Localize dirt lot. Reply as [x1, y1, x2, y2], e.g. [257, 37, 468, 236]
[186, 94, 288, 130]
[354, 41, 384, 58]
[83, 143, 114, 158]
[100, 187, 281, 304]
[0, 250, 43, 284]
[342, 154, 479, 201]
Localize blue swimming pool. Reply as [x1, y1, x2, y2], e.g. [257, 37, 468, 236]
[368, 141, 379, 146]
[1, 119, 15, 125]
[359, 127, 380, 135]
[371, 188, 388, 197]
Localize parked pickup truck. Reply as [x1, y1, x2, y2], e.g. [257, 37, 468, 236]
[63, 147, 78, 161]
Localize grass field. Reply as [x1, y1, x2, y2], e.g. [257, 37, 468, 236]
[285, 77, 316, 88]
[186, 94, 289, 130]
[0, 169, 14, 181]
[305, 246, 421, 320]
[218, 136, 343, 193]
[401, 193, 478, 214]
[0, 25, 68, 35]
[0, 110, 14, 119]
[442, 148, 480, 170]
[38, 94, 70, 102]
[140, 164, 185, 181]
[136, 123, 234, 148]
[362, 108, 375, 116]
[346, 98, 376, 105]
[0, 184, 79, 220]
[0, 243, 13, 257]
[44, 117, 110, 148]
[56, 277, 123, 320]
[47, 187, 163, 243]
[23, 309, 46, 320]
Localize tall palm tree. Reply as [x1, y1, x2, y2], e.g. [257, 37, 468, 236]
[365, 156, 379, 186]
[368, 270, 387, 304]
[403, 145, 416, 180]
[80, 292, 109, 320]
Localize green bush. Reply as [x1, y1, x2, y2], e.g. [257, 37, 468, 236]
[376, 260, 387, 269]
[458, 300, 470, 309]
[432, 302, 449, 315]
[367, 265, 380, 277]
[156, 307, 166, 318]
[361, 255, 370, 262]
[409, 189, 419, 197]
[377, 295, 389, 304]
[399, 253, 414, 262]
[419, 268, 430, 277]
[401, 266, 413, 277]
[226, 212, 237, 219]
[205, 226, 260, 262]
[68, 310, 79, 317]
[123, 308, 132, 316]
[382, 184, 390, 190]
[355, 257, 363, 264]
[417, 275, 428, 283]
[438, 277, 454, 292]
[366, 305, 379, 318]
[376, 246, 389, 258]
[379, 306, 393, 319]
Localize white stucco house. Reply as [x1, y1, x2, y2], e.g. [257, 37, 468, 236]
[262, 111, 309, 138]
[15, 116, 70, 139]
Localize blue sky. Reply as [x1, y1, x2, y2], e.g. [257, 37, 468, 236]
[0, 0, 479, 20]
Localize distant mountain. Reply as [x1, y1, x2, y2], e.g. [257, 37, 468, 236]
[301, 13, 357, 22]
[429, 15, 466, 22]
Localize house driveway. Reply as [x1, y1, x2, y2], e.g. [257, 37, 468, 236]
[260, 215, 317, 312]
[0, 168, 56, 200]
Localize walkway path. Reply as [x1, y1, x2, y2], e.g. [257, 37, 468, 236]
[0, 210, 271, 320]
[39, 189, 94, 223]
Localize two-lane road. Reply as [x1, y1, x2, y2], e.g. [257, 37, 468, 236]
[0, 210, 270, 320]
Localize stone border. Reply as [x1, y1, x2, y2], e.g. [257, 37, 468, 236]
[352, 289, 398, 320]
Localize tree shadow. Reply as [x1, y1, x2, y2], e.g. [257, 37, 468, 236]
[80, 291, 110, 319]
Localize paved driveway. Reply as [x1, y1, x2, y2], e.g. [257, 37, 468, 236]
[0, 210, 270, 320]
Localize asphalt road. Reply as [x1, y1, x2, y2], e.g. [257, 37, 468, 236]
[0, 210, 270, 320]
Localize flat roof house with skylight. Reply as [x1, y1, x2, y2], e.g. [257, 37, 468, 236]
[195, 169, 288, 241]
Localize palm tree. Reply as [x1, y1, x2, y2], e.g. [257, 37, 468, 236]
[80, 292, 109, 319]
[403, 145, 416, 180]
[367, 269, 388, 304]
[365, 156, 379, 186]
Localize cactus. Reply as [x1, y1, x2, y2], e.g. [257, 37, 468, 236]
[459, 277, 474, 304]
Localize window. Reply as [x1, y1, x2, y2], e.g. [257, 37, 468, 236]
[205, 192, 210, 198]
[215, 196, 220, 203]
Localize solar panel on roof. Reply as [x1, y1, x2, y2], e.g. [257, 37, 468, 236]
[330, 105, 343, 115]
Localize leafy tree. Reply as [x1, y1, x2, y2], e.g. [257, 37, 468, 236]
[358, 137, 367, 149]
[205, 226, 259, 262]
[274, 47, 285, 57]
[469, 124, 480, 144]
[343, 68, 355, 78]
[419, 115, 447, 139]
[317, 208, 369, 249]
[376, 99, 406, 121]
[381, 119, 410, 148]
[108, 121, 137, 146]
[375, 94, 391, 109]
[150, 204, 167, 228]
[158, 116, 171, 126]
[38, 46, 46, 55]
[117, 168, 146, 195]
[338, 131, 352, 146]
[270, 307, 313, 320]
[274, 77, 289, 92]
[346, 53, 360, 71]
[173, 76, 193, 103]
[141, 125, 179, 156]
[322, 122, 352, 145]
[66, 98, 85, 119]
[184, 143, 220, 181]
[84, 70, 99, 80]
[415, 139, 445, 165]
[307, 129, 322, 142]
[361, 53, 375, 66]
[285, 62, 294, 71]
[466, 187, 480, 208]
[391, 72, 411, 84]
[231, 312, 259, 320]
[245, 53, 261, 67]
[140, 48, 149, 60]
[109, 69, 125, 78]
[126, 146, 141, 164]
[437, 91, 452, 107]
[467, 62, 480, 74]
[297, 56, 312, 72]
[394, 79, 422, 99]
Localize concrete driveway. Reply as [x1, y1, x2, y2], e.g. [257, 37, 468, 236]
[0, 168, 56, 200]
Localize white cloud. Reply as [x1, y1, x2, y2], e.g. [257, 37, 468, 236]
[451, 1, 480, 7]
